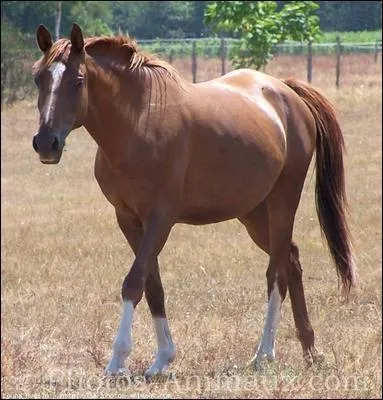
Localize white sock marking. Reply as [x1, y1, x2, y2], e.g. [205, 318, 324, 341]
[44, 62, 66, 125]
[105, 301, 134, 375]
[254, 282, 282, 364]
[145, 317, 176, 378]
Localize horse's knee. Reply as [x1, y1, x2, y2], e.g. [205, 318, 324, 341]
[122, 263, 145, 306]
[288, 242, 302, 276]
[290, 241, 300, 260]
[266, 264, 275, 282]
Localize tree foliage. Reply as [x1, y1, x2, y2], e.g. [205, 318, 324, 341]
[111, 1, 192, 39]
[1, 1, 380, 41]
[70, 1, 113, 36]
[110, 1, 211, 39]
[205, 1, 321, 70]
[315, 1, 382, 32]
[1, 18, 37, 103]
[1, 1, 79, 36]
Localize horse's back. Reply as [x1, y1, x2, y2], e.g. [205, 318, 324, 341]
[191, 68, 290, 155]
[208, 68, 317, 173]
[213, 68, 317, 153]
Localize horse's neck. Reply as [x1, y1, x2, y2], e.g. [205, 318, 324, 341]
[83, 61, 181, 165]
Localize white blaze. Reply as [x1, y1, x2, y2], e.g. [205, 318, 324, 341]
[44, 62, 66, 125]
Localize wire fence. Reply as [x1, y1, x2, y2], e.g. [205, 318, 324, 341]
[1, 37, 381, 105]
[137, 37, 382, 85]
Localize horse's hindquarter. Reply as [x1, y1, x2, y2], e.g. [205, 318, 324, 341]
[179, 71, 289, 224]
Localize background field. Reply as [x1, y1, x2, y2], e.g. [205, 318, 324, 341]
[1, 54, 382, 398]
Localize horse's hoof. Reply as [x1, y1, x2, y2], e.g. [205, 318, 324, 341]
[144, 349, 176, 382]
[312, 351, 325, 364]
[304, 352, 313, 368]
[144, 366, 169, 382]
[304, 348, 325, 368]
[253, 359, 264, 371]
[250, 353, 274, 371]
[104, 366, 131, 377]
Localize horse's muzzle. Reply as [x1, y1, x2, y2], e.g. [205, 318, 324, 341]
[32, 133, 64, 164]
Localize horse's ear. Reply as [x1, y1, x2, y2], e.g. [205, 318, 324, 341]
[70, 23, 84, 53]
[36, 24, 52, 53]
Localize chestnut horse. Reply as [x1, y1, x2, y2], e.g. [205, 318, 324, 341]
[32, 24, 355, 379]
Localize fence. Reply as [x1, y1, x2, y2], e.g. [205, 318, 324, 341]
[1, 37, 381, 105]
[137, 37, 382, 87]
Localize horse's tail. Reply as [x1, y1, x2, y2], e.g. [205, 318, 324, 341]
[282, 78, 356, 294]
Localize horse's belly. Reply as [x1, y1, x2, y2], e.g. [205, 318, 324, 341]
[178, 185, 271, 225]
[179, 152, 283, 224]
[178, 202, 260, 225]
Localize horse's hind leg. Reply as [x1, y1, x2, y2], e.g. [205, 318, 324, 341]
[242, 194, 292, 368]
[240, 201, 283, 367]
[288, 243, 324, 365]
[239, 192, 321, 368]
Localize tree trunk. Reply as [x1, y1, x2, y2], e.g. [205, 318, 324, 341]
[307, 41, 313, 83]
[55, 1, 62, 41]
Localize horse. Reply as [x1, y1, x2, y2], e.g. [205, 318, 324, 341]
[32, 23, 355, 379]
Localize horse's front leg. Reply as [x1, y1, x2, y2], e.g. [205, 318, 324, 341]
[105, 209, 174, 376]
[143, 259, 176, 379]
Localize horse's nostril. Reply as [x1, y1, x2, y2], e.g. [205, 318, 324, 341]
[52, 136, 59, 152]
[32, 136, 39, 153]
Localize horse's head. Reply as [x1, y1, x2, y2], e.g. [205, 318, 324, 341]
[32, 23, 88, 164]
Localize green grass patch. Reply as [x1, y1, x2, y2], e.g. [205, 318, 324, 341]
[319, 30, 382, 43]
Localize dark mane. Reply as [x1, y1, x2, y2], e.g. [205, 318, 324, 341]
[33, 35, 179, 82]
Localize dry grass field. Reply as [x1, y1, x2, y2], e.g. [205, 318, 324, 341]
[1, 53, 382, 398]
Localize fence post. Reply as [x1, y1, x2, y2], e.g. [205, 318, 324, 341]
[307, 40, 313, 83]
[168, 49, 174, 64]
[220, 36, 226, 76]
[336, 36, 341, 88]
[192, 41, 197, 83]
[374, 40, 378, 63]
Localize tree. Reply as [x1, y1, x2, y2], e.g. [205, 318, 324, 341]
[315, 1, 382, 32]
[110, 1, 202, 39]
[205, 1, 321, 70]
[70, 1, 113, 36]
[0, 1, 83, 37]
[1, 1, 56, 33]
[1, 17, 37, 103]
[55, 1, 62, 40]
